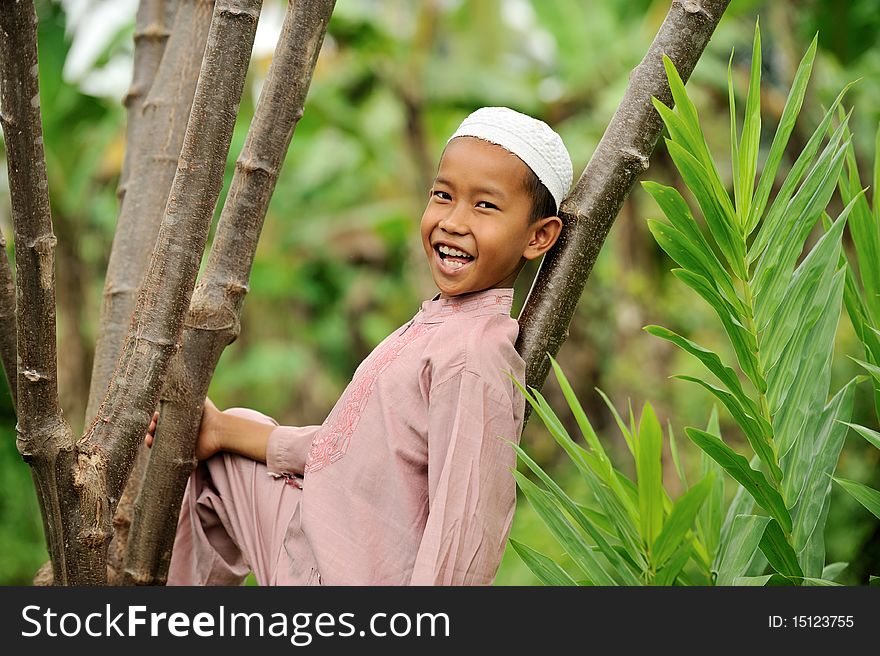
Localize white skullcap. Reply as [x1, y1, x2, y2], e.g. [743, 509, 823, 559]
[446, 106, 573, 210]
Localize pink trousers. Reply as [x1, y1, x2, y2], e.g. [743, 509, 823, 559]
[167, 408, 315, 586]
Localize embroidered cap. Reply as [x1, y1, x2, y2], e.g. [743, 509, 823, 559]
[446, 106, 573, 210]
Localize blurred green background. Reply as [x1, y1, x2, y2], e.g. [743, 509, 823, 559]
[0, 0, 878, 585]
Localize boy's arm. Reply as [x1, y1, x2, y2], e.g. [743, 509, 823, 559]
[219, 407, 321, 476]
[409, 370, 524, 586]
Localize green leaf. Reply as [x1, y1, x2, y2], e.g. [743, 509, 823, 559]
[728, 49, 739, 200]
[637, 403, 664, 549]
[508, 539, 579, 586]
[699, 407, 725, 562]
[716, 475, 756, 571]
[800, 577, 842, 586]
[787, 378, 858, 553]
[870, 576, 880, 587]
[759, 519, 803, 580]
[736, 20, 761, 230]
[667, 420, 688, 490]
[653, 473, 714, 568]
[672, 269, 764, 392]
[821, 562, 848, 582]
[595, 387, 635, 457]
[686, 427, 791, 533]
[715, 514, 771, 586]
[772, 268, 847, 462]
[747, 34, 817, 234]
[840, 421, 880, 451]
[849, 357, 880, 387]
[733, 574, 776, 586]
[665, 140, 745, 279]
[645, 325, 760, 419]
[752, 133, 850, 331]
[511, 441, 642, 585]
[654, 539, 693, 586]
[642, 182, 743, 312]
[548, 357, 608, 461]
[747, 84, 852, 265]
[512, 470, 618, 586]
[675, 375, 780, 482]
[833, 477, 880, 520]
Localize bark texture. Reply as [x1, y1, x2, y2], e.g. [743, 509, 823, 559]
[516, 0, 732, 402]
[117, 0, 177, 208]
[0, 0, 76, 584]
[86, 0, 214, 424]
[27, 0, 262, 585]
[123, 0, 336, 586]
[0, 225, 15, 410]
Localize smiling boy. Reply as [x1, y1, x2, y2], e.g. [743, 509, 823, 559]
[160, 107, 573, 586]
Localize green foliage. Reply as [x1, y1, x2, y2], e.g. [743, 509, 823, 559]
[510, 358, 716, 586]
[644, 23, 868, 584]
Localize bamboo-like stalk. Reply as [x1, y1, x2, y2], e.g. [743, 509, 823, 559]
[86, 0, 214, 424]
[0, 225, 15, 410]
[117, 0, 177, 208]
[123, 0, 337, 586]
[58, 0, 263, 585]
[0, 0, 76, 584]
[516, 0, 732, 403]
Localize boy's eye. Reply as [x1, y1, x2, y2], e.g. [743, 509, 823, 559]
[432, 190, 451, 201]
[476, 201, 499, 210]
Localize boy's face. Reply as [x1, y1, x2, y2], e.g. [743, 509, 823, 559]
[420, 137, 557, 297]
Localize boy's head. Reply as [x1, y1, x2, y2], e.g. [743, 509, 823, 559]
[420, 107, 572, 297]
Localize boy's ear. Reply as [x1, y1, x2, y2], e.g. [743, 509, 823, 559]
[523, 215, 563, 260]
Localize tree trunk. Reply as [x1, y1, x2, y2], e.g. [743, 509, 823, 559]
[86, 0, 214, 425]
[516, 0, 732, 403]
[123, 0, 336, 586]
[0, 225, 15, 410]
[0, 0, 74, 585]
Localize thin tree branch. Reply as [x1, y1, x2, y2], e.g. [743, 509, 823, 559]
[0, 0, 76, 584]
[86, 0, 214, 424]
[56, 0, 264, 585]
[117, 0, 177, 208]
[123, 0, 336, 586]
[0, 225, 15, 410]
[516, 0, 732, 406]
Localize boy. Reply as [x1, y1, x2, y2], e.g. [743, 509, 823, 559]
[153, 106, 572, 585]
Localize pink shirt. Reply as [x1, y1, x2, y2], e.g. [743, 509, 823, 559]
[265, 287, 525, 585]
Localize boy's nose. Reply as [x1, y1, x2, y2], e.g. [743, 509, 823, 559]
[438, 204, 469, 234]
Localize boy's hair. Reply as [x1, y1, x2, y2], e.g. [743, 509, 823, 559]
[524, 167, 558, 223]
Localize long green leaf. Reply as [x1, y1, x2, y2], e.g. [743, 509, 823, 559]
[699, 407, 725, 562]
[841, 421, 880, 451]
[821, 562, 848, 582]
[747, 84, 853, 265]
[672, 269, 764, 392]
[715, 514, 771, 586]
[787, 377, 857, 553]
[511, 442, 642, 585]
[833, 477, 880, 520]
[667, 421, 688, 490]
[637, 403, 664, 549]
[595, 387, 635, 457]
[736, 20, 761, 230]
[645, 325, 760, 419]
[512, 470, 618, 586]
[686, 427, 791, 533]
[665, 139, 745, 279]
[753, 135, 850, 331]
[728, 49, 739, 202]
[654, 539, 693, 586]
[675, 375, 780, 481]
[508, 539, 579, 586]
[548, 357, 608, 461]
[653, 473, 714, 568]
[759, 519, 803, 580]
[747, 34, 818, 234]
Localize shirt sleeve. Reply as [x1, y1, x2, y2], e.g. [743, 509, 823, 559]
[408, 370, 523, 585]
[266, 424, 322, 476]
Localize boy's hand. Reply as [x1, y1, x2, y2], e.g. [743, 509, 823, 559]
[143, 398, 225, 461]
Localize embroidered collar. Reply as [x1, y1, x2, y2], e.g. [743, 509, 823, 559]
[415, 288, 514, 324]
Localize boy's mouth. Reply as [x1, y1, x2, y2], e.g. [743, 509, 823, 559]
[434, 243, 474, 271]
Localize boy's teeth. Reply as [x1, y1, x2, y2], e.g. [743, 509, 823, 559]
[438, 244, 471, 258]
[446, 260, 464, 269]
